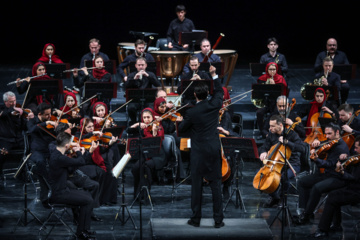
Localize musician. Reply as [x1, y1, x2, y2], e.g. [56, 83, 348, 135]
[37, 43, 64, 64]
[182, 38, 221, 74]
[177, 55, 218, 106]
[258, 114, 303, 207]
[297, 87, 338, 137]
[16, 62, 55, 113]
[256, 62, 287, 139]
[263, 95, 306, 140]
[260, 37, 288, 76]
[0, 91, 34, 174]
[167, 5, 195, 51]
[314, 136, 360, 238]
[27, 103, 57, 202]
[126, 108, 167, 199]
[48, 132, 95, 240]
[296, 123, 349, 225]
[337, 104, 360, 152]
[79, 38, 109, 77]
[117, 39, 155, 82]
[156, 89, 174, 109]
[53, 92, 83, 124]
[315, 56, 349, 105]
[125, 57, 161, 125]
[178, 79, 225, 228]
[91, 101, 113, 129]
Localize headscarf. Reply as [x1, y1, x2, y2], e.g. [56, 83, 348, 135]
[141, 107, 164, 139]
[60, 92, 77, 113]
[32, 62, 52, 104]
[38, 43, 63, 63]
[222, 87, 231, 103]
[258, 62, 287, 95]
[153, 97, 167, 117]
[306, 87, 326, 135]
[91, 102, 108, 129]
[92, 56, 110, 81]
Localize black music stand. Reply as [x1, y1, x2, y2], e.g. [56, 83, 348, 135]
[126, 88, 157, 105]
[129, 61, 157, 76]
[222, 137, 259, 212]
[199, 62, 224, 76]
[179, 30, 208, 54]
[249, 63, 267, 76]
[44, 63, 70, 79]
[333, 64, 355, 80]
[12, 153, 43, 233]
[28, 79, 63, 106]
[84, 82, 117, 100]
[103, 126, 125, 139]
[251, 83, 283, 107]
[84, 60, 117, 74]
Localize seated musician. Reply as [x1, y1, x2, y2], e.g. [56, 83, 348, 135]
[16, 62, 56, 113]
[155, 89, 174, 110]
[314, 56, 349, 105]
[126, 108, 167, 199]
[0, 91, 34, 175]
[117, 39, 155, 82]
[297, 87, 338, 139]
[337, 103, 360, 152]
[259, 37, 288, 77]
[177, 55, 218, 106]
[256, 62, 287, 139]
[296, 123, 349, 224]
[258, 114, 303, 207]
[313, 136, 360, 238]
[53, 92, 83, 124]
[125, 57, 161, 125]
[78, 117, 119, 206]
[37, 43, 64, 64]
[263, 95, 306, 140]
[90, 101, 113, 129]
[182, 38, 221, 74]
[48, 132, 96, 240]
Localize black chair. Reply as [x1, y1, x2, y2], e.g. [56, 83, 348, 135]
[37, 174, 77, 240]
[232, 113, 243, 137]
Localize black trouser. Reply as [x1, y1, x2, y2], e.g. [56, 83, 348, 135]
[191, 172, 224, 224]
[270, 165, 300, 200]
[131, 159, 155, 198]
[29, 151, 50, 203]
[51, 189, 94, 235]
[318, 187, 360, 231]
[298, 173, 346, 215]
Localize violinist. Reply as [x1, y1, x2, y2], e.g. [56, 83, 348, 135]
[296, 123, 349, 225]
[256, 62, 287, 139]
[16, 62, 55, 113]
[263, 95, 306, 140]
[91, 101, 113, 129]
[0, 91, 33, 175]
[337, 103, 360, 152]
[156, 89, 174, 110]
[258, 114, 303, 208]
[37, 43, 64, 64]
[126, 108, 167, 199]
[53, 92, 83, 127]
[314, 136, 360, 238]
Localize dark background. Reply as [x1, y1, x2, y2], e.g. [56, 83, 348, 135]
[2, 1, 357, 67]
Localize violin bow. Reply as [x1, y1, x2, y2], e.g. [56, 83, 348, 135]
[223, 89, 253, 105]
[220, 95, 247, 111]
[172, 80, 194, 106]
[315, 132, 355, 148]
[21, 83, 32, 109]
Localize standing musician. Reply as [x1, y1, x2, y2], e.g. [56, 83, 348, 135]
[167, 5, 195, 51]
[296, 123, 349, 225]
[125, 57, 161, 125]
[178, 78, 225, 228]
[16, 62, 55, 113]
[314, 136, 360, 238]
[256, 62, 287, 139]
[48, 132, 96, 240]
[79, 38, 109, 77]
[37, 43, 64, 64]
[260, 37, 288, 77]
[258, 114, 303, 207]
[126, 108, 167, 199]
[337, 104, 360, 152]
[117, 39, 155, 82]
[0, 91, 34, 174]
[182, 38, 221, 74]
[263, 95, 306, 140]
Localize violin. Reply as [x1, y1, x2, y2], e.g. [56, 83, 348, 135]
[11, 104, 32, 118]
[342, 109, 360, 150]
[79, 135, 101, 150]
[310, 139, 339, 173]
[46, 115, 69, 129]
[161, 109, 181, 122]
[342, 154, 360, 168]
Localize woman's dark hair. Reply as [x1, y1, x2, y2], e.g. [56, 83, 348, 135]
[194, 82, 209, 100]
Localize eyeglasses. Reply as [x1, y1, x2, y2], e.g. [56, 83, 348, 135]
[268, 68, 277, 71]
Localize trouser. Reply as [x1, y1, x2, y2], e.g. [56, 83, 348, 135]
[51, 189, 93, 235]
[270, 165, 300, 200]
[190, 172, 224, 223]
[318, 187, 360, 232]
[298, 173, 346, 215]
[29, 151, 50, 202]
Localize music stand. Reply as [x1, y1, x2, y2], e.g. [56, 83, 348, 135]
[84, 60, 117, 74]
[84, 82, 117, 100]
[199, 62, 224, 77]
[318, 117, 337, 132]
[249, 63, 267, 76]
[333, 64, 355, 80]
[12, 153, 43, 233]
[222, 137, 259, 212]
[103, 126, 125, 139]
[179, 30, 208, 54]
[28, 79, 63, 106]
[251, 83, 283, 107]
[44, 63, 71, 79]
[303, 85, 339, 104]
[129, 61, 157, 76]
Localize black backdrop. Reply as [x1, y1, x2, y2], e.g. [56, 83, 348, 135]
[2, 0, 357, 66]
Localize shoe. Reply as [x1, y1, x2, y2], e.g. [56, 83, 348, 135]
[263, 198, 280, 208]
[295, 212, 311, 225]
[77, 231, 96, 240]
[187, 219, 200, 227]
[214, 221, 225, 228]
[314, 228, 328, 238]
[329, 224, 343, 232]
[91, 214, 103, 222]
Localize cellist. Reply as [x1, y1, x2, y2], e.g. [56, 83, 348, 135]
[258, 114, 303, 208]
[337, 104, 360, 152]
[296, 123, 349, 225]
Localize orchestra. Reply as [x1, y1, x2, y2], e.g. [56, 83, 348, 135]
[2, 4, 360, 240]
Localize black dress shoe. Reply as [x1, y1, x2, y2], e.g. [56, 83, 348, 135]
[77, 231, 96, 240]
[329, 224, 343, 232]
[187, 219, 200, 227]
[91, 215, 103, 222]
[295, 212, 311, 225]
[214, 221, 225, 228]
[314, 228, 328, 238]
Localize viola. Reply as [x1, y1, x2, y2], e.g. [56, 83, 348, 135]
[342, 109, 360, 150]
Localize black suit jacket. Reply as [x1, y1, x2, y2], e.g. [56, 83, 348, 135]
[178, 79, 224, 180]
